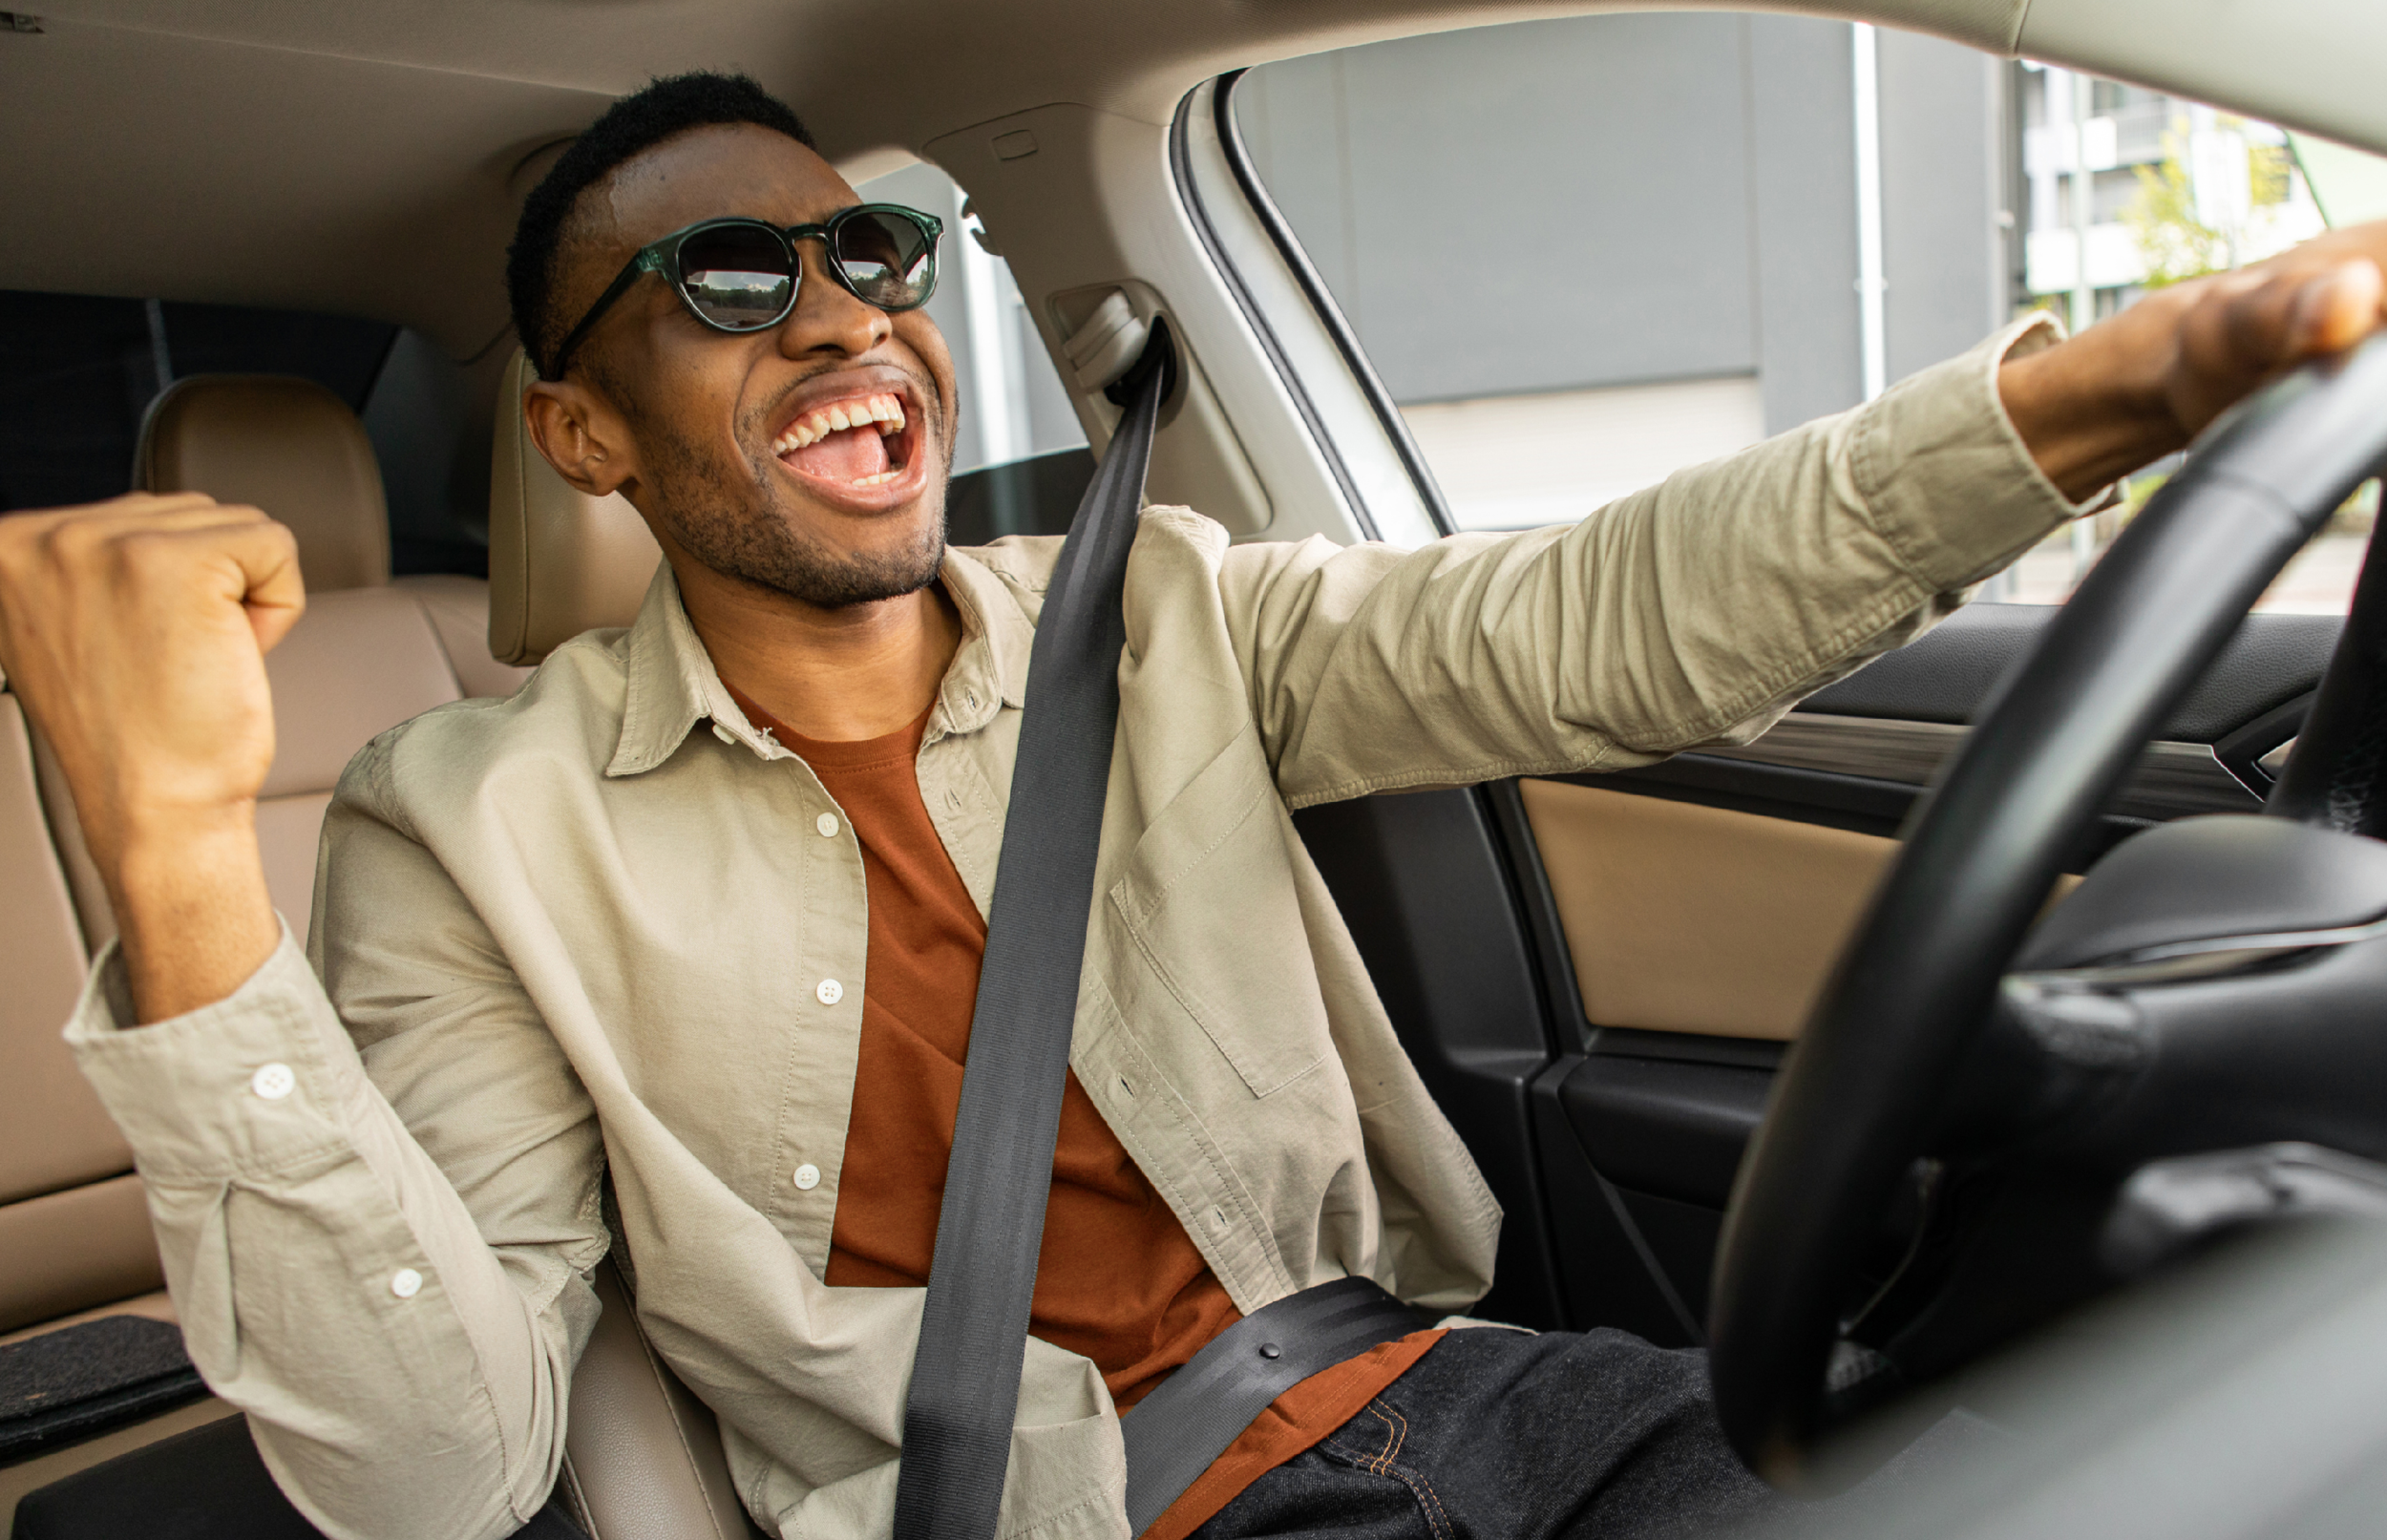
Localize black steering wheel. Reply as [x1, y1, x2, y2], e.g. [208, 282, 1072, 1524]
[1708, 333, 2387, 1487]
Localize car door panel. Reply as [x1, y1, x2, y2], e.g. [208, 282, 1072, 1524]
[1301, 601, 2346, 1346]
[1520, 603, 2341, 1339]
[1518, 780, 1896, 1042]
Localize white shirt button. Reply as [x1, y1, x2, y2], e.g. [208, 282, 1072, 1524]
[816, 978, 843, 1005]
[250, 1063, 295, 1101]
[793, 1163, 821, 1191]
[815, 812, 839, 838]
[712, 723, 736, 745]
[390, 1267, 423, 1299]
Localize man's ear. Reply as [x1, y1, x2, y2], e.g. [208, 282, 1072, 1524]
[523, 379, 639, 499]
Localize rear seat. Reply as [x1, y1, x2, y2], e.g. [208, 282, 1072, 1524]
[0, 375, 529, 1521]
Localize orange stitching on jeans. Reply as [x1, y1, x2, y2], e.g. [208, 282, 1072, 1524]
[1320, 1426, 1378, 1472]
[1374, 1411, 1450, 1540]
[1321, 1402, 1455, 1540]
[1361, 1403, 1400, 1472]
[1411, 1471, 1456, 1540]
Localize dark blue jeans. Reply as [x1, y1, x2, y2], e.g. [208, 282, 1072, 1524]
[1193, 1327, 1773, 1540]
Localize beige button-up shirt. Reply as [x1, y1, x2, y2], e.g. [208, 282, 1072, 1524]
[66, 320, 2084, 1540]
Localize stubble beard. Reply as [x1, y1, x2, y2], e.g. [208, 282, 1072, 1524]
[636, 400, 950, 611]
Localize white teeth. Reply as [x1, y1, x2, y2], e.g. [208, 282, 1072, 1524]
[851, 470, 900, 487]
[771, 393, 911, 458]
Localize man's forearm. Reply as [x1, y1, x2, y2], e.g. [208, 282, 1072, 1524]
[1998, 310, 2186, 503]
[1229, 318, 2084, 807]
[106, 807, 281, 1023]
[1998, 236, 2387, 501]
[0, 493, 306, 1023]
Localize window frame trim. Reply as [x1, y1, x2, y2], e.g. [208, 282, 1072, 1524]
[1170, 71, 1458, 540]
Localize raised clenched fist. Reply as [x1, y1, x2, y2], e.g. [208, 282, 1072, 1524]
[0, 492, 304, 1021]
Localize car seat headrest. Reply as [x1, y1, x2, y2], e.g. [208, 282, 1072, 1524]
[137, 374, 391, 592]
[486, 348, 662, 666]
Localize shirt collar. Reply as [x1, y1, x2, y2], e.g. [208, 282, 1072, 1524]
[607, 547, 1034, 778]
[934, 543, 1033, 729]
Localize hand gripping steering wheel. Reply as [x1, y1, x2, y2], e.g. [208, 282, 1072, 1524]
[1707, 333, 2387, 1486]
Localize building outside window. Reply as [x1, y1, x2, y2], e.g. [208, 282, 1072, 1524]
[2010, 61, 2369, 611]
[1233, 17, 2384, 614]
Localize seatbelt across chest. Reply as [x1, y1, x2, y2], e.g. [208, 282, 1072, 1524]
[891, 320, 1428, 1540]
[891, 321, 1177, 1540]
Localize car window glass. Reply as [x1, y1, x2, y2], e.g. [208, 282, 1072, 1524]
[0, 294, 514, 578]
[1232, 18, 2376, 614]
[0, 293, 392, 512]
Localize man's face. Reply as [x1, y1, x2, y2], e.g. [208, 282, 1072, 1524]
[540, 124, 961, 609]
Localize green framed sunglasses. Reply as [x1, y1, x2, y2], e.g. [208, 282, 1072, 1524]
[545, 203, 944, 379]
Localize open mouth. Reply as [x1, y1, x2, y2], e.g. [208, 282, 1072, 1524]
[770, 390, 924, 499]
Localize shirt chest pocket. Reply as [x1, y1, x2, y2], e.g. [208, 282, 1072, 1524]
[1106, 730, 1331, 1098]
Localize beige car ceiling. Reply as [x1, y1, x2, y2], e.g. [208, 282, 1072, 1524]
[3, 0, 2384, 360]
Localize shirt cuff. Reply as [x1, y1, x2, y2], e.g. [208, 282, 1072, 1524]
[65, 922, 372, 1181]
[1848, 312, 2115, 593]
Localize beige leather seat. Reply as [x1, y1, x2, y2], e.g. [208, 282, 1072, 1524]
[487, 348, 661, 666]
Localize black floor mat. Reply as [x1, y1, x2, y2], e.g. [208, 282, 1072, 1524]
[12, 1414, 588, 1539]
[0, 1315, 204, 1464]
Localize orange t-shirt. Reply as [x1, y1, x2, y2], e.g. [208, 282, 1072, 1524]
[729, 686, 1443, 1540]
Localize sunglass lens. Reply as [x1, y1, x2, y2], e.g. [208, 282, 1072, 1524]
[677, 225, 794, 330]
[834, 212, 936, 309]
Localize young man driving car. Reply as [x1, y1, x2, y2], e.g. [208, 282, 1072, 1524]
[4, 71, 2384, 1540]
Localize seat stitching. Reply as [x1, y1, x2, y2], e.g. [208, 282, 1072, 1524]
[628, 1308, 737, 1540]
[560, 1460, 601, 1540]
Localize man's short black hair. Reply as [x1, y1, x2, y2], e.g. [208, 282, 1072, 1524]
[508, 71, 817, 378]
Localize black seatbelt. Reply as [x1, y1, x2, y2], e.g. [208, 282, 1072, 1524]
[1119, 1278, 1427, 1534]
[892, 323, 1176, 1540]
[893, 320, 1432, 1540]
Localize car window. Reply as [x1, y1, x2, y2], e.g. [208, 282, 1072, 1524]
[0, 294, 501, 578]
[2007, 65, 2373, 614]
[0, 293, 392, 511]
[1231, 17, 2379, 613]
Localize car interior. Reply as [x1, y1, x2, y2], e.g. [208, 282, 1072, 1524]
[7, 0, 2387, 1534]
